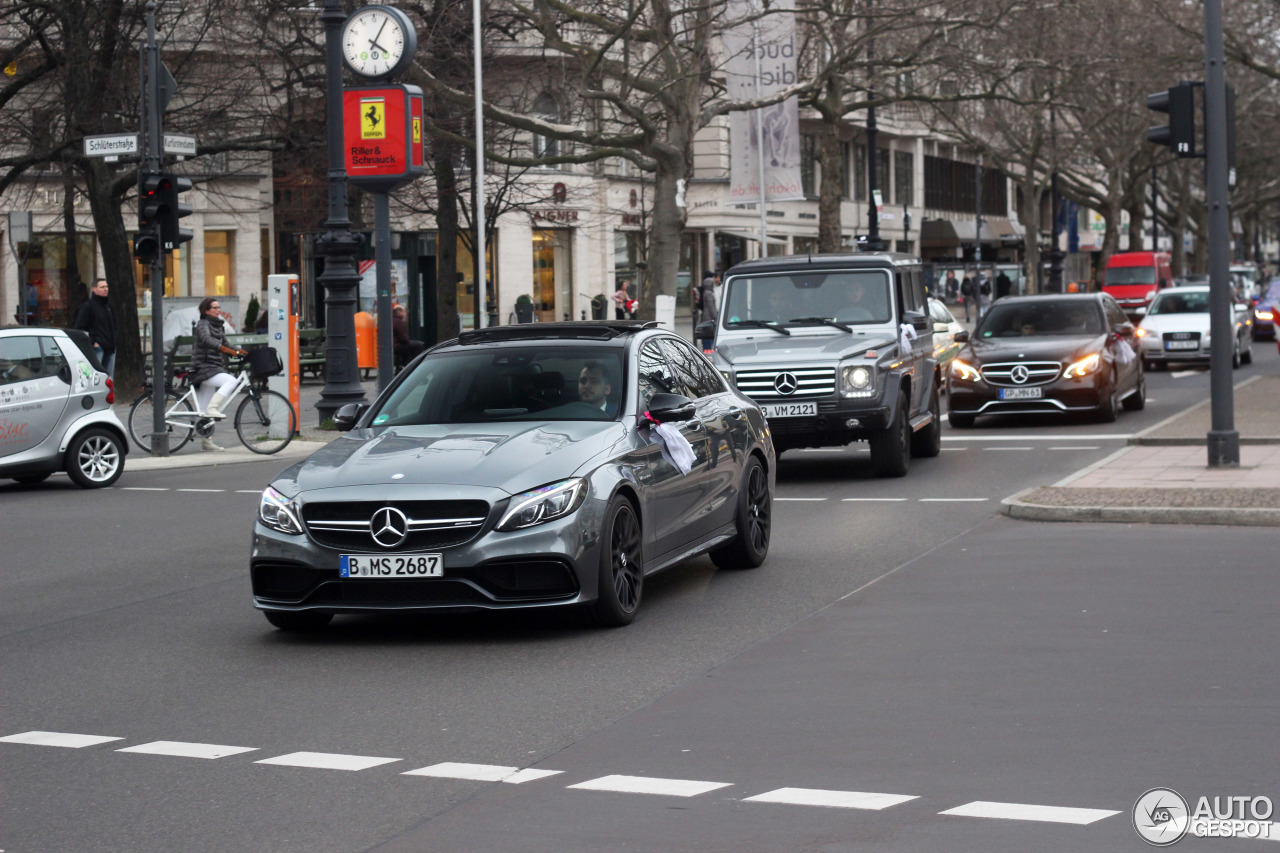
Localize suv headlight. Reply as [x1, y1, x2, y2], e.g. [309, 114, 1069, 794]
[1062, 353, 1101, 378]
[497, 478, 587, 531]
[840, 364, 875, 398]
[259, 486, 303, 534]
[950, 359, 981, 382]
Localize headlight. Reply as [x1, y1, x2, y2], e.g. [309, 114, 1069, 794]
[259, 486, 303, 534]
[1062, 353, 1101, 378]
[950, 359, 981, 382]
[1257, 310, 1274, 321]
[1135, 327, 1147, 337]
[840, 364, 875, 397]
[497, 478, 587, 531]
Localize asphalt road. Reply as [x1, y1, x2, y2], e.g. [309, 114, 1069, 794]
[1, 346, 1276, 853]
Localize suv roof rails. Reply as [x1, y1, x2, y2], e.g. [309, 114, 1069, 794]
[456, 320, 660, 345]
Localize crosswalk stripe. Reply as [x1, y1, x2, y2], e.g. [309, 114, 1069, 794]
[117, 741, 258, 759]
[0, 731, 123, 748]
[569, 774, 731, 797]
[939, 800, 1119, 825]
[403, 762, 563, 784]
[255, 751, 400, 771]
[744, 787, 918, 810]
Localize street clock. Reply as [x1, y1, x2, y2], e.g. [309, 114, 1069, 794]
[342, 6, 417, 81]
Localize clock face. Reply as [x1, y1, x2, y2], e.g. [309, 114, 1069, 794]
[342, 6, 414, 79]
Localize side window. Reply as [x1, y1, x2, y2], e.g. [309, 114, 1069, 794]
[660, 338, 723, 399]
[910, 268, 928, 312]
[1104, 298, 1127, 328]
[0, 336, 48, 386]
[636, 341, 684, 411]
[894, 271, 910, 318]
[42, 338, 69, 381]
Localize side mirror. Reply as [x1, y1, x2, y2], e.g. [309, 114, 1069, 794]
[694, 320, 716, 338]
[646, 392, 697, 423]
[333, 403, 369, 432]
[903, 309, 929, 330]
[954, 330, 970, 344]
[1133, 306, 1147, 316]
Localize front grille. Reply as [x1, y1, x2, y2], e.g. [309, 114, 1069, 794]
[735, 367, 836, 400]
[1162, 331, 1201, 341]
[302, 500, 489, 552]
[980, 361, 1062, 388]
[252, 561, 332, 600]
[310, 579, 486, 606]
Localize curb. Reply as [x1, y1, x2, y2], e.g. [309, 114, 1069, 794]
[1128, 436, 1280, 446]
[125, 440, 329, 473]
[999, 488, 1280, 527]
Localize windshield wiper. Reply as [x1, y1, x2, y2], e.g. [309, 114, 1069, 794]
[790, 316, 853, 332]
[726, 319, 791, 335]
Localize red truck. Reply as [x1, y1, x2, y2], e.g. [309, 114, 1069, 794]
[1101, 251, 1173, 317]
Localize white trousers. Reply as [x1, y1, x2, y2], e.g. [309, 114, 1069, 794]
[197, 372, 237, 414]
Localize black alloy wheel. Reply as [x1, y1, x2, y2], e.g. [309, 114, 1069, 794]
[591, 496, 643, 627]
[910, 382, 943, 458]
[870, 390, 911, 477]
[264, 610, 334, 632]
[711, 455, 771, 570]
[1096, 372, 1119, 423]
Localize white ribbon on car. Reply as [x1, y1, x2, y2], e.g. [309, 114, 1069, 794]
[1116, 338, 1136, 364]
[899, 322, 918, 355]
[643, 412, 696, 475]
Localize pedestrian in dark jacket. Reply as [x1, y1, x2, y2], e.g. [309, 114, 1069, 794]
[190, 297, 246, 452]
[392, 304, 423, 369]
[959, 273, 974, 322]
[74, 278, 118, 378]
[699, 272, 720, 350]
[995, 270, 1013, 299]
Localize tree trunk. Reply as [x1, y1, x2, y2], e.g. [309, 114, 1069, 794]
[433, 138, 461, 341]
[639, 151, 689, 320]
[1018, 172, 1043, 293]
[817, 115, 844, 253]
[82, 161, 143, 398]
[62, 165, 87, 325]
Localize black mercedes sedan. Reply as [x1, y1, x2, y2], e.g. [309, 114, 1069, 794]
[251, 322, 775, 631]
[946, 293, 1146, 427]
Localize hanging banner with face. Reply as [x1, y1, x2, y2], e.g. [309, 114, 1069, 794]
[724, 0, 803, 204]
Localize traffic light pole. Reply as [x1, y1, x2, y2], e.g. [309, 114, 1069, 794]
[1203, 0, 1238, 467]
[144, 3, 169, 457]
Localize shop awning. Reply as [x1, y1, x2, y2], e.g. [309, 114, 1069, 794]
[920, 218, 1017, 246]
[718, 229, 789, 245]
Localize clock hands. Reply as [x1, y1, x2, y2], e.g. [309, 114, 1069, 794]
[368, 18, 390, 55]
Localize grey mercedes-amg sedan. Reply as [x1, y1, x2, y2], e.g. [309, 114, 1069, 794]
[251, 321, 775, 631]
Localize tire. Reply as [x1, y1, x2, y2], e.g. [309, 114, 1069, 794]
[1231, 342, 1241, 369]
[710, 455, 771, 570]
[129, 389, 196, 453]
[947, 411, 975, 429]
[13, 473, 51, 485]
[64, 428, 125, 488]
[1122, 374, 1147, 411]
[1096, 374, 1119, 423]
[1241, 337, 1253, 365]
[234, 389, 297, 454]
[264, 610, 333, 632]
[910, 383, 943, 458]
[590, 496, 643, 627]
[869, 390, 911, 477]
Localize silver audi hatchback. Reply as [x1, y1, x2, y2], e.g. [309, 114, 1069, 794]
[0, 326, 128, 488]
[251, 322, 776, 631]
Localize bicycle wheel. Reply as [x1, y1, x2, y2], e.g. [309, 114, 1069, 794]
[234, 389, 296, 454]
[128, 389, 197, 453]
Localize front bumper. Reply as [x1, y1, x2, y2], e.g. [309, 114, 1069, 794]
[754, 394, 892, 448]
[251, 495, 606, 615]
[947, 371, 1109, 417]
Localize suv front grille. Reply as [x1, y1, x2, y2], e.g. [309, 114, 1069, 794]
[735, 367, 835, 400]
[301, 500, 489, 551]
[980, 361, 1062, 387]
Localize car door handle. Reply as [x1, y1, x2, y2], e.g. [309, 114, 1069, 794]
[685, 420, 704, 431]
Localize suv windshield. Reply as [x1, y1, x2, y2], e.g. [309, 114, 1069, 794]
[722, 270, 892, 326]
[371, 346, 626, 426]
[976, 301, 1105, 338]
[1104, 266, 1157, 286]
[1148, 291, 1210, 315]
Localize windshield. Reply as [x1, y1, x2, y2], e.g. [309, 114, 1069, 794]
[1264, 281, 1280, 302]
[1148, 291, 1210, 315]
[722, 270, 892, 326]
[371, 346, 626, 426]
[1104, 266, 1157, 286]
[976, 301, 1104, 338]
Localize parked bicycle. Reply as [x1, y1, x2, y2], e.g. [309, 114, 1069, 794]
[128, 350, 297, 455]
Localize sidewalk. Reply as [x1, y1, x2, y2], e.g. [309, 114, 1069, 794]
[1002, 372, 1280, 526]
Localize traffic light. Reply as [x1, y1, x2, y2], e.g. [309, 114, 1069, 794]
[135, 173, 164, 261]
[1147, 82, 1198, 157]
[155, 173, 193, 252]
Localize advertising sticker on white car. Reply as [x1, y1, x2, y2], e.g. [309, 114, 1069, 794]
[340, 554, 443, 578]
[761, 402, 818, 418]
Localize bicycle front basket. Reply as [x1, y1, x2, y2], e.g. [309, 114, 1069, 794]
[247, 346, 284, 379]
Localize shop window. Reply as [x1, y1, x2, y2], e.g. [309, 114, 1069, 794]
[18, 233, 96, 326]
[531, 229, 572, 323]
[456, 230, 498, 329]
[134, 241, 190, 300]
[204, 230, 235, 296]
[895, 151, 914, 206]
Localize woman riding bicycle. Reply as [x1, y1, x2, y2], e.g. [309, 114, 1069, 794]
[190, 296, 246, 452]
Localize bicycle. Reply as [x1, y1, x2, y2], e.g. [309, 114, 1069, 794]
[128, 359, 297, 455]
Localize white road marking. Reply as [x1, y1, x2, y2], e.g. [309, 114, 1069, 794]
[1048, 446, 1100, 451]
[118, 741, 258, 760]
[940, 801, 1119, 825]
[984, 446, 1033, 450]
[177, 488, 224, 493]
[744, 787, 918, 810]
[403, 762, 562, 784]
[941, 447, 967, 452]
[0, 731, 123, 748]
[235, 489, 262, 494]
[842, 497, 908, 502]
[943, 434, 1133, 441]
[122, 487, 169, 491]
[776, 497, 828, 502]
[569, 774, 732, 797]
[1171, 370, 1202, 379]
[255, 752, 400, 771]
[919, 498, 988, 502]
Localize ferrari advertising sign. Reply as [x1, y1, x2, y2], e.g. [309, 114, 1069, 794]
[343, 83, 424, 191]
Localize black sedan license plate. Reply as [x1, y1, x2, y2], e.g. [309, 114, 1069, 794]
[340, 554, 443, 578]
[999, 387, 1043, 400]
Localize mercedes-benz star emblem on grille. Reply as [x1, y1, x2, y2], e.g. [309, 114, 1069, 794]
[1010, 365, 1030, 385]
[370, 507, 409, 548]
[774, 372, 799, 395]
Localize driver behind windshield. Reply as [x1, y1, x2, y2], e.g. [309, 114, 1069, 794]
[577, 360, 612, 411]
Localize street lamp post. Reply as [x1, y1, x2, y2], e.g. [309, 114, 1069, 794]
[315, 0, 368, 425]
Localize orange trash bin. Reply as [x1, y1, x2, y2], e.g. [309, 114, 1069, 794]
[354, 311, 377, 373]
